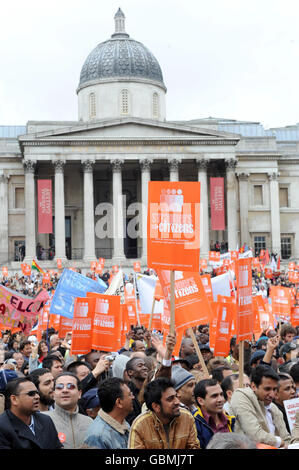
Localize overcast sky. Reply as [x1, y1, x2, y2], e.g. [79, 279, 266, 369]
[1, 0, 299, 129]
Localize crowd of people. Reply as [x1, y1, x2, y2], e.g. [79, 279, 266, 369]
[0, 262, 299, 450]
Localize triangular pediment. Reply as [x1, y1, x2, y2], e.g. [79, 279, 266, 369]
[19, 117, 240, 142]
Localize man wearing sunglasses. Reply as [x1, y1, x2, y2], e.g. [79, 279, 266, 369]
[42, 372, 93, 449]
[0, 377, 62, 449]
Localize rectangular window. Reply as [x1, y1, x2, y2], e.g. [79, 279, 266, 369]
[254, 235, 266, 256]
[281, 237, 292, 259]
[279, 187, 288, 207]
[15, 187, 25, 209]
[253, 185, 263, 205]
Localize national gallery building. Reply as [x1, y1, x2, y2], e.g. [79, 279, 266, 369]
[1, 9, 299, 271]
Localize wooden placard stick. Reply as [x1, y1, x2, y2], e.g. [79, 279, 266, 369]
[239, 340, 244, 388]
[170, 270, 175, 335]
[188, 328, 210, 378]
[133, 273, 141, 327]
[148, 297, 156, 331]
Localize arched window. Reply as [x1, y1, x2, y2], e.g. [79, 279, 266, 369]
[153, 92, 159, 119]
[89, 92, 96, 119]
[121, 89, 129, 115]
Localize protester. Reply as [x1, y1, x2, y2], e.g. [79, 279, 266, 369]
[125, 357, 148, 425]
[290, 362, 299, 395]
[42, 372, 93, 449]
[273, 372, 296, 433]
[42, 355, 63, 378]
[221, 373, 250, 414]
[28, 368, 55, 412]
[79, 387, 101, 419]
[19, 340, 32, 363]
[193, 378, 235, 449]
[84, 378, 133, 449]
[128, 377, 200, 449]
[0, 377, 62, 449]
[171, 366, 196, 413]
[230, 365, 291, 448]
[211, 366, 234, 384]
[206, 432, 257, 449]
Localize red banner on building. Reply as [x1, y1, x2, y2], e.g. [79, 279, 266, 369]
[210, 177, 225, 231]
[37, 180, 52, 234]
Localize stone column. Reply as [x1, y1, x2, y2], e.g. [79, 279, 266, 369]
[197, 158, 210, 259]
[237, 172, 250, 247]
[140, 158, 152, 264]
[268, 172, 281, 255]
[168, 158, 180, 181]
[82, 159, 96, 261]
[53, 160, 66, 260]
[225, 158, 239, 251]
[23, 159, 36, 262]
[112, 159, 126, 264]
[0, 174, 9, 264]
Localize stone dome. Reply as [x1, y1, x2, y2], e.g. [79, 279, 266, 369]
[78, 8, 166, 92]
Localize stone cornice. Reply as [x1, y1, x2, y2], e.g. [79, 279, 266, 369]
[19, 138, 240, 151]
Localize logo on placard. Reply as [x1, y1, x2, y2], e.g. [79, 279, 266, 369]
[96, 299, 109, 314]
[160, 188, 184, 213]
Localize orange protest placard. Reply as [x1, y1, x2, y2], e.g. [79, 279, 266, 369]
[124, 283, 137, 325]
[157, 270, 212, 332]
[216, 265, 229, 276]
[231, 251, 239, 261]
[70, 297, 94, 355]
[21, 263, 31, 276]
[213, 301, 234, 357]
[199, 259, 208, 271]
[95, 263, 103, 275]
[133, 262, 141, 272]
[217, 295, 237, 335]
[154, 280, 164, 301]
[200, 274, 213, 304]
[252, 257, 260, 268]
[265, 268, 273, 279]
[98, 258, 105, 267]
[291, 306, 299, 327]
[2, 266, 8, 277]
[59, 317, 74, 339]
[57, 258, 62, 270]
[49, 313, 61, 333]
[88, 293, 121, 352]
[139, 313, 162, 331]
[90, 261, 97, 271]
[147, 181, 201, 272]
[209, 302, 219, 350]
[289, 271, 299, 284]
[235, 258, 253, 342]
[209, 251, 221, 263]
[289, 262, 296, 271]
[270, 286, 291, 320]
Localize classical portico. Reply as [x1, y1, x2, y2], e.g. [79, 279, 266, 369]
[17, 118, 241, 269]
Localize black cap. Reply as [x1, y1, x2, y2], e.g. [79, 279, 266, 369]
[279, 342, 297, 356]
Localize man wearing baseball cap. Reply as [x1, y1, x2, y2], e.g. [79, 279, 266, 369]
[278, 342, 298, 373]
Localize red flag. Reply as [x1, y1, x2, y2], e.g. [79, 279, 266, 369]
[265, 249, 270, 265]
[277, 256, 281, 270]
